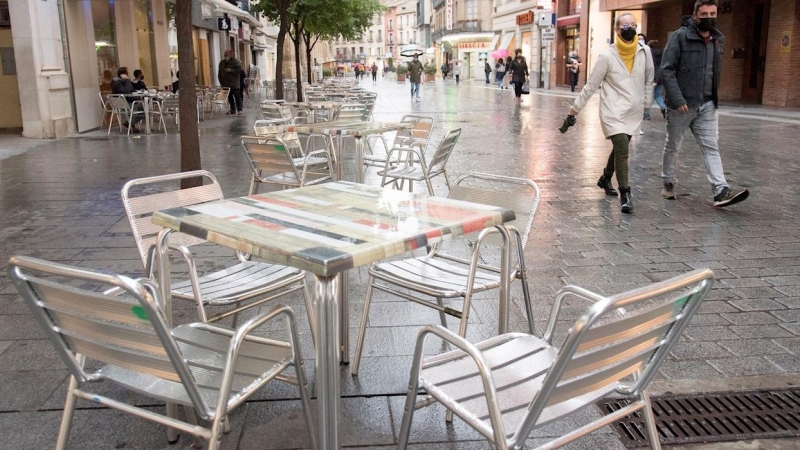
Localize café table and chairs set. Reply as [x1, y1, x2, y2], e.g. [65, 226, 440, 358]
[13, 85, 717, 450]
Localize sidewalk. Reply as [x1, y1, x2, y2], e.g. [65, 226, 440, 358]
[0, 79, 798, 449]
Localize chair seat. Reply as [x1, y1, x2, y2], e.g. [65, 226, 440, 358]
[370, 256, 501, 298]
[418, 333, 620, 442]
[256, 172, 331, 188]
[292, 155, 329, 167]
[171, 261, 303, 305]
[100, 323, 293, 416]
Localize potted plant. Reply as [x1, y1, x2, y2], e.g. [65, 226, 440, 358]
[396, 64, 408, 82]
[423, 63, 436, 82]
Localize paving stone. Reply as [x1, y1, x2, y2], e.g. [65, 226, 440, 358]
[731, 324, 796, 339]
[0, 369, 69, 412]
[718, 339, 789, 357]
[707, 356, 784, 376]
[0, 340, 66, 372]
[765, 354, 800, 372]
[669, 341, 733, 359]
[719, 312, 782, 325]
[659, 360, 723, 380]
[729, 299, 787, 311]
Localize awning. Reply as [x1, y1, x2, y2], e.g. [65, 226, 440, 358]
[490, 34, 500, 50]
[557, 14, 581, 28]
[201, 0, 263, 29]
[499, 32, 513, 51]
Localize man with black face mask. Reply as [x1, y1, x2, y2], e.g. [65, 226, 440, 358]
[660, 0, 749, 208]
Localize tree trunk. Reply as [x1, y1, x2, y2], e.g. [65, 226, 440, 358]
[303, 32, 313, 84]
[290, 21, 303, 102]
[176, 0, 202, 188]
[275, 18, 288, 100]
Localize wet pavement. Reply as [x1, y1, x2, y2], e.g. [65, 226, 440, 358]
[1, 76, 799, 449]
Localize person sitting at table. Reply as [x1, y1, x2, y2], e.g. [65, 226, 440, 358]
[172, 70, 179, 93]
[111, 67, 144, 132]
[131, 69, 147, 91]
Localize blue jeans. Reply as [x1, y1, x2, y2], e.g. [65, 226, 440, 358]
[661, 101, 729, 196]
[653, 84, 666, 111]
[410, 82, 420, 98]
[495, 72, 504, 88]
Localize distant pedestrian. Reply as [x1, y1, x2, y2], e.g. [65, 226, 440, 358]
[452, 61, 461, 84]
[567, 13, 654, 214]
[484, 61, 491, 84]
[495, 59, 506, 89]
[354, 65, 361, 82]
[408, 55, 424, 102]
[660, 0, 749, 207]
[566, 51, 581, 92]
[218, 49, 243, 115]
[509, 49, 529, 102]
[504, 56, 513, 89]
[441, 62, 448, 80]
[371, 63, 378, 83]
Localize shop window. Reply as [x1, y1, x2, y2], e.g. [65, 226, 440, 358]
[0, 1, 10, 27]
[569, 0, 582, 16]
[93, 0, 118, 92]
[466, 0, 477, 20]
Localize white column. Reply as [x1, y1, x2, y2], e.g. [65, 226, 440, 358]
[63, 0, 101, 132]
[151, 0, 172, 89]
[114, 0, 139, 71]
[9, 0, 74, 138]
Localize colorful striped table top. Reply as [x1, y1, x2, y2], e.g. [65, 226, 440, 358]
[152, 182, 515, 276]
[283, 121, 409, 137]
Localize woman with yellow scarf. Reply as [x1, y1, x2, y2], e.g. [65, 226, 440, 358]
[567, 13, 654, 213]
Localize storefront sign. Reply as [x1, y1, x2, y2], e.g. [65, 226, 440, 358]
[446, 0, 453, 30]
[457, 42, 489, 49]
[781, 31, 791, 54]
[542, 28, 555, 43]
[218, 17, 231, 31]
[516, 11, 534, 26]
[202, 4, 213, 19]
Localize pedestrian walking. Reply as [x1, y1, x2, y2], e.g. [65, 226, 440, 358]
[452, 61, 461, 84]
[509, 49, 529, 103]
[504, 56, 513, 89]
[371, 63, 378, 83]
[647, 40, 666, 119]
[495, 59, 506, 89]
[484, 61, 492, 84]
[566, 52, 580, 92]
[660, 0, 749, 207]
[567, 13, 654, 214]
[218, 49, 243, 115]
[408, 55, 424, 102]
[440, 62, 448, 80]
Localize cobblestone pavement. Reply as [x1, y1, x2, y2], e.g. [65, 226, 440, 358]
[1, 76, 798, 449]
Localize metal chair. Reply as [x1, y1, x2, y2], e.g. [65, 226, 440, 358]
[397, 269, 715, 450]
[358, 92, 378, 120]
[364, 115, 434, 170]
[99, 91, 113, 129]
[253, 119, 284, 137]
[209, 87, 231, 118]
[378, 128, 461, 195]
[106, 94, 144, 136]
[335, 103, 368, 121]
[260, 102, 308, 124]
[241, 134, 332, 194]
[352, 172, 541, 375]
[8, 255, 315, 450]
[160, 96, 180, 127]
[121, 170, 315, 329]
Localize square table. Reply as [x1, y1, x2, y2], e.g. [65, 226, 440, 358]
[152, 181, 515, 450]
[282, 120, 410, 183]
[283, 101, 343, 123]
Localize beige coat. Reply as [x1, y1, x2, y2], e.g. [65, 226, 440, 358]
[572, 43, 654, 137]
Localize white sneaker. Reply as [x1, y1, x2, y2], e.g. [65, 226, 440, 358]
[639, 129, 645, 135]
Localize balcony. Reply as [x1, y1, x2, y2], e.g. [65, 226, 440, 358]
[431, 20, 485, 42]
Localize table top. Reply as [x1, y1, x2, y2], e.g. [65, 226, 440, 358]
[152, 182, 514, 276]
[283, 120, 409, 137]
[284, 101, 342, 109]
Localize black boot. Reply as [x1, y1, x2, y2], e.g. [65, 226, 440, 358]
[620, 188, 633, 214]
[597, 173, 618, 196]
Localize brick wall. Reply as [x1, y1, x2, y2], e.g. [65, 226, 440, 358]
[763, 0, 800, 107]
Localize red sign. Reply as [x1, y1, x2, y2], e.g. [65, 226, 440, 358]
[457, 42, 489, 49]
[516, 11, 534, 26]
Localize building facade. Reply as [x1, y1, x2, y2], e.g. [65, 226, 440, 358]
[493, 0, 556, 88]
[432, 0, 494, 79]
[333, 13, 385, 68]
[578, 0, 800, 107]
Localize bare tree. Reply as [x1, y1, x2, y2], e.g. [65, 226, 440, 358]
[175, 0, 202, 188]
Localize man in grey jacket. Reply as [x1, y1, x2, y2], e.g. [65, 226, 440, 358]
[218, 49, 243, 115]
[660, 0, 748, 207]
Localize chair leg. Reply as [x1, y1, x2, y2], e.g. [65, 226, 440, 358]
[288, 309, 318, 450]
[640, 390, 662, 450]
[435, 297, 447, 327]
[351, 275, 376, 376]
[514, 232, 535, 336]
[183, 407, 206, 448]
[248, 177, 258, 196]
[302, 282, 317, 349]
[107, 112, 114, 135]
[397, 345, 425, 449]
[55, 375, 81, 450]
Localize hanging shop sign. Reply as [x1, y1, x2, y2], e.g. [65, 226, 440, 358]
[516, 11, 534, 26]
[446, 0, 453, 30]
[457, 42, 490, 49]
[218, 17, 231, 31]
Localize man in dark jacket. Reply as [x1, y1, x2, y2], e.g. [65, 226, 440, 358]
[660, 0, 748, 208]
[111, 66, 144, 132]
[509, 49, 529, 102]
[408, 55, 424, 102]
[218, 49, 243, 115]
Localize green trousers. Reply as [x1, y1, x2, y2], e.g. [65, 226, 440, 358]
[604, 134, 632, 190]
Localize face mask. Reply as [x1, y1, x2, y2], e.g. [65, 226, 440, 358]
[620, 28, 637, 42]
[696, 17, 716, 32]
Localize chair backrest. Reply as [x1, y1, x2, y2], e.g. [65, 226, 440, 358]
[396, 115, 434, 145]
[121, 170, 224, 268]
[253, 120, 282, 137]
[214, 88, 230, 101]
[260, 102, 293, 122]
[449, 173, 540, 249]
[161, 97, 180, 113]
[515, 269, 715, 441]
[241, 135, 303, 182]
[427, 128, 461, 173]
[306, 93, 328, 102]
[107, 94, 131, 112]
[336, 103, 367, 121]
[8, 255, 209, 412]
[99, 92, 112, 111]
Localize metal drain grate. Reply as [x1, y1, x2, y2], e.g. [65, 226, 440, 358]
[597, 389, 800, 447]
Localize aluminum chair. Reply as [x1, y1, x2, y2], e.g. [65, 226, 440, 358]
[253, 119, 284, 137]
[209, 87, 231, 118]
[106, 94, 144, 136]
[161, 96, 180, 127]
[359, 92, 378, 120]
[378, 128, 461, 195]
[335, 103, 368, 121]
[364, 115, 434, 170]
[260, 102, 309, 124]
[121, 170, 315, 329]
[397, 269, 715, 450]
[8, 255, 315, 450]
[99, 91, 113, 129]
[352, 172, 540, 375]
[241, 134, 332, 194]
